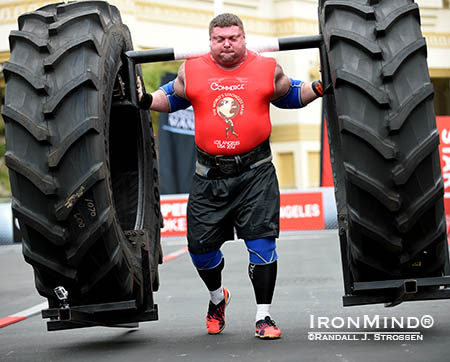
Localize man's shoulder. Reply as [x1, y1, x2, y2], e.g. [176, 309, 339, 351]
[186, 52, 211, 65]
[185, 53, 211, 77]
[249, 50, 275, 62]
[248, 50, 277, 68]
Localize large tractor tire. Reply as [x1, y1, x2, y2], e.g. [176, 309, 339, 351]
[319, 0, 447, 282]
[2, 0, 162, 306]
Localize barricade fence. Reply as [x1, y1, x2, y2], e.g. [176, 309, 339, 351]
[160, 187, 338, 238]
[0, 188, 338, 245]
[0, 200, 14, 246]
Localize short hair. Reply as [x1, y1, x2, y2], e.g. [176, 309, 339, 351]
[209, 13, 244, 35]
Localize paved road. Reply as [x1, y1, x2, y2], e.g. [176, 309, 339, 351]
[1, 231, 450, 362]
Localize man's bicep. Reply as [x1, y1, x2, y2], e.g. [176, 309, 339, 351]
[272, 64, 291, 101]
[271, 62, 307, 109]
[174, 63, 188, 100]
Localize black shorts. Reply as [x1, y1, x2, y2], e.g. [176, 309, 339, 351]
[187, 162, 280, 254]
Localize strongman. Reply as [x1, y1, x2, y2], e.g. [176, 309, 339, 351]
[137, 13, 324, 339]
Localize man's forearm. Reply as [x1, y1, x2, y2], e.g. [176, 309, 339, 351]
[136, 76, 171, 112]
[300, 82, 320, 106]
[149, 89, 170, 112]
[139, 80, 190, 113]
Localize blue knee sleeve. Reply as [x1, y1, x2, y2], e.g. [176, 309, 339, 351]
[245, 238, 278, 265]
[190, 250, 223, 270]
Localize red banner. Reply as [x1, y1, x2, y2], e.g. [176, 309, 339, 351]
[160, 198, 188, 237]
[280, 192, 325, 231]
[320, 118, 334, 187]
[436, 116, 450, 225]
[160, 191, 325, 238]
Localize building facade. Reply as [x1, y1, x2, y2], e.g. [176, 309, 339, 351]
[0, 0, 449, 189]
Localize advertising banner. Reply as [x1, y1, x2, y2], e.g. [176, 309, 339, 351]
[160, 191, 325, 238]
[435, 116, 450, 230]
[160, 197, 189, 237]
[320, 117, 334, 187]
[280, 192, 325, 231]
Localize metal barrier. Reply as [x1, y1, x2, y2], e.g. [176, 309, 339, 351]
[0, 200, 14, 245]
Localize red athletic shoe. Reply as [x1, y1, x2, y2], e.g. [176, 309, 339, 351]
[206, 287, 231, 334]
[255, 316, 282, 339]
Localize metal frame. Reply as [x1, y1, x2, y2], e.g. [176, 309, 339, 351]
[122, 34, 450, 308]
[41, 230, 158, 331]
[337, 228, 450, 307]
[124, 35, 325, 109]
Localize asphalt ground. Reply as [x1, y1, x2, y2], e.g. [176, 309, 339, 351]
[1, 230, 450, 362]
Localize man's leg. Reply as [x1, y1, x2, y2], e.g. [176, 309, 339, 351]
[187, 171, 235, 334]
[190, 250, 225, 303]
[190, 250, 231, 334]
[245, 238, 282, 339]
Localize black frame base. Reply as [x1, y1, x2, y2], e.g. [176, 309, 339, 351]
[125, 32, 450, 309]
[41, 229, 159, 331]
[42, 301, 158, 331]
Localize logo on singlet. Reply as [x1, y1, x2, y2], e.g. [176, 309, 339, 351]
[212, 93, 244, 139]
[210, 82, 245, 91]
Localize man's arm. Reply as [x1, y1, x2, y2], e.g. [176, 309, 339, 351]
[137, 63, 189, 112]
[272, 64, 291, 101]
[173, 63, 188, 100]
[272, 63, 323, 108]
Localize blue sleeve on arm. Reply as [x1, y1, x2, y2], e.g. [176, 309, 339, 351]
[160, 80, 191, 113]
[271, 78, 304, 109]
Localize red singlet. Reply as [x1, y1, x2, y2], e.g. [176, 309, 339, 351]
[185, 50, 276, 155]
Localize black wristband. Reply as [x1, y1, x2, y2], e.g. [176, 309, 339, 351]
[311, 80, 324, 97]
[138, 92, 153, 110]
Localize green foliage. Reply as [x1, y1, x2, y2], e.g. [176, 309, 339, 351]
[0, 84, 5, 137]
[0, 72, 9, 197]
[0, 130, 10, 197]
[140, 60, 183, 131]
[0, 125, 10, 197]
[0, 138, 5, 156]
[0, 160, 10, 197]
[140, 60, 182, 92]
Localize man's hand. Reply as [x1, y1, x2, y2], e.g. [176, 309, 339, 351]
[136, 76, 153, 110]
[135, 65, 187, 113]
[137, 76, 144, 102]
[311, 80, 324, 97]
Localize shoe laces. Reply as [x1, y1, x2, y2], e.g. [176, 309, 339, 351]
[257, 316, 277, 328]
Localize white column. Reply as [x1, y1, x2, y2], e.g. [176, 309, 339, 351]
[214, 0, 224, 15]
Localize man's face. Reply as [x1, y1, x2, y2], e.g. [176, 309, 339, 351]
[209, 25, 246, 67]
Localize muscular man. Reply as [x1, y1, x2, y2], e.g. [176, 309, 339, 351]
[138, 13, 323, 339]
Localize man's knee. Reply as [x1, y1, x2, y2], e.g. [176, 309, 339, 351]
[245, 238, 277, 264]
[189, 249, 223, 270]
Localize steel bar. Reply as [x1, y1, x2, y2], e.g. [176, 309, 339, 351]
[41, 300, 138, 319]
[384, 279, 418, 308]
[352, 276, 450, 293]
[126, 34, 323, 64]
[343, 288, 450, 307]
[43, 305, 158, 331]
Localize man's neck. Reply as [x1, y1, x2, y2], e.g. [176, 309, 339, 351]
[210, 50, 248, 71]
